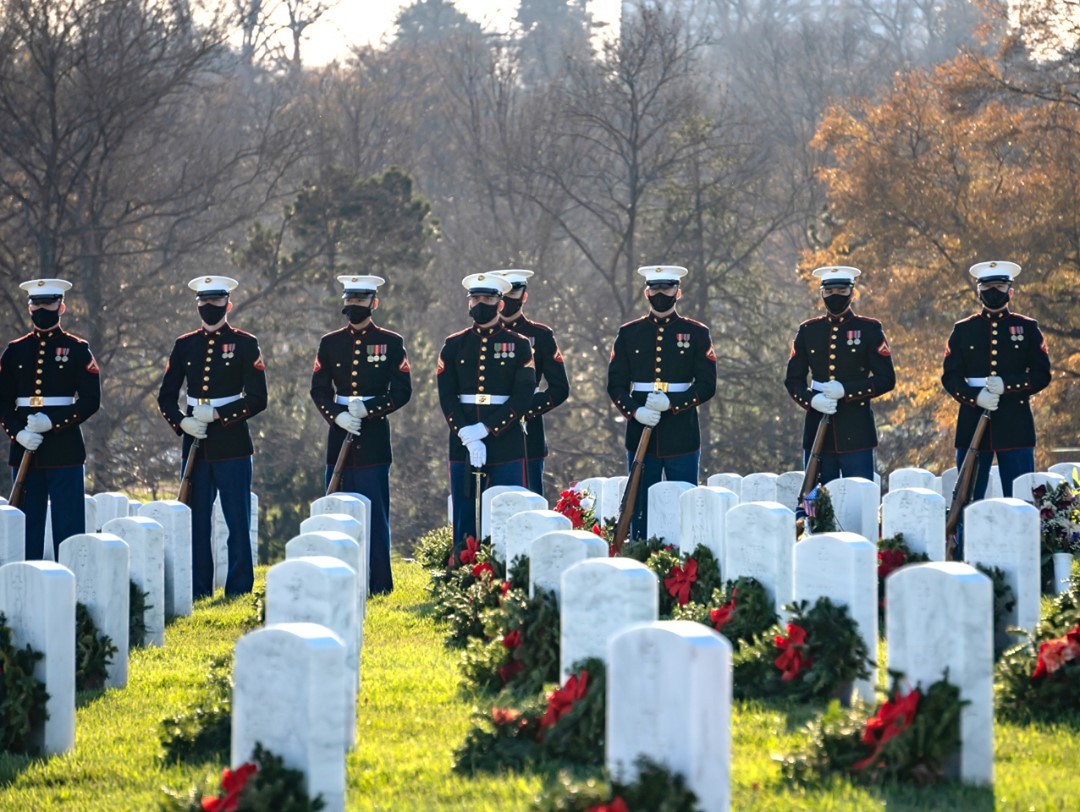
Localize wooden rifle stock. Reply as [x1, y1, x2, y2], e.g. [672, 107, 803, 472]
[945, 410, 991, 559]
[326, 433, 356, 496]
[613, 426, 653, 553]
[8, 449, 32, 509]
[798, 414, 832, 506]
[177, 438, 199, 506]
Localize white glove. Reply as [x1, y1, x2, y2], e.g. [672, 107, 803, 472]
[457, 422, 490, 444]
[820, 381, 845, 399]
[16, 430, 43, 451]
[348, 398, 369, 419]
[644, 392, 670, 412]
[335, 412, 362, 435]
[180, 417, 209, 438]
[976, 388, 999, 411]
[811, 393, 838, 415]
[465, 440, 487, 467]
[633, 407, 661, 427]
[985, 376, 1004, 395]
[25, 412, 53, 433]
[192, 403, 215, 423]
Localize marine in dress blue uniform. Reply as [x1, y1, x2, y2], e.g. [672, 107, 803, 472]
[606, 265, 717, 541]
[438, 273, 536, 551]
[784, 266, 895, 496]
[491, 270, 569, 499]
[0, 279, 101, 560]
[941, 261, 1051, 507]
[157, 276, 267, 599]
[310, 274, 412, 595]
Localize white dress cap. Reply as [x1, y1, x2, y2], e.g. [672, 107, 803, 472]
[188, 275, 239, 298]
[490, 269, 534, 288]
[337, 275, 385, 296]
[461, 272, 512, 296]
[636, 265, 688, 286]
[20, 279, 73, 301]
[811, 265, 862, 287]
[968, 260, 1021, 283]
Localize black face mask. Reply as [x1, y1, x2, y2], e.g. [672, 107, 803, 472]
[31, 308, 61, 330]
[198, 302, 228, 325]
[342, 304, 372, 323]
[500, 295, 523, 318]
[823, 292, 852, 316]
[469, 302, 500, 324]
[648, 291, 677, 313]
[979, 287, 1010, 310]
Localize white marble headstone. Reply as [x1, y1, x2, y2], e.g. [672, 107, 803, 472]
[740, 472, 778, 504]
[794, 531, 877, 702]
[888, 467, 936, 493]
[480, 485, 530, 541]
[138, 500, 193, 617]
[881, 487, 946, 561]
[775, 471, 804, 512]
[988, 466, 1003, 498]
[600, 477, 628, 523]
[504, 510, 572, 567]
[607, 621, 731, 812]
[574, 478, 607, 522]
[824, 476, 880, 539]
[489, 491, 547, 563]
[963, 498, 1040, 637]
[724, 502, 795, 617]
[102, 516, 166, 647]
[93, 492, 130, 530]
[560, 558, 658, 681]
[706, 473, 742, 501]
[59, 533, 130, 688]
[528, 530, 607, 602]
[0, 504, 25, 565]
[887, 563, 993, 785]
[233, 623, 347, 812]
[1048, 462, 1080, 481]
[0, 561, 76, 754]
[212, 494, 262, 591]
[678, 486, 737, 562]
[127, 499, 143, 517]
[299, 514, 367, 607]
[84, 495, 98, 534]
[647, 481, 694, 546]
[286, 531, 365, 643]
[1011, 472, 1065, 504]
[941, 467, 959, 502]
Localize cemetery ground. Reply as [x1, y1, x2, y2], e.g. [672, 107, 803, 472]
[0, 552, 1078, 810]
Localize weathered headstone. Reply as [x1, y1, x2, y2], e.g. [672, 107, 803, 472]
[59, 533, 130, 688]
[84, 495, 98, 534]
[1011, 472, 1066, 504]
[127, 499, 143, 517]
[825, 476, 880, 539]
[988, 466, 1003, 498]
[941, 467, 959, 501]
[528, 530, 607, 602]
[678, 486, 737, 561]
[647, 481, 695, 546]
[233, 623, 347, 812]
[0, 504, 25, 565]
[299, 514, 366, 612]
[706, 473, 742, 501]
[887, 563, 993, 785]
[102, 516, 166, 647]
[266, 557, 359, 750]
[930, 476, 943, 496]
[963, 498, 1040, 637]
[724, 502, 795, 616]
[600, 477, 628, 523]
[480, 485, 531, 541]
[774, 471, 804, 512]
[560, 558, 658, 682]
[286, 531, 365, 647]
[607, 621, 731, 812]
[504, 510, 572, 568]
[93, 492, 130, 530]
[489, 490, 547, 563]
[740, 472, 778, 504]
[888, 467, 936, 493]
[574, 477, 607, 522]
[794, 531, 877, 702]
[881, 487, 947, 561]
[138, 500, 193, 617]
[1048, 462, 1080, 481]
[0, 561, 76, 754]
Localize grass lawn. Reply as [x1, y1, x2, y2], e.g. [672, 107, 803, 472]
[1, 555, 1077, 810]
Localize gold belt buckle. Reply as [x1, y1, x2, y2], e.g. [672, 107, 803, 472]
[29, 396, 44, 408]
[197, 398, 211, 405]
[653, 381, 669, 393]
[475, 394, 491, 405]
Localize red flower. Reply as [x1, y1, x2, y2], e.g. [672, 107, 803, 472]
[502, 629, 522, 649]
[608, 543, 618, 558]
[664, 558, 699, 606]
[471, 561, 494, 580]
[539, 670, 590, 731]
[500, 580, 512, 596]
[592, 522, 603, 536]
[202, 762, 257, 812]
[853, 689, 921, 771]
[1031, 625, 1080, 681]
[459, 535, 480, 565]
[877, 548, 907, 580]
[491, 707, 526, 728]
[498, 659, 525, 683]
[773, 623, 812, 681]
[710, 589, 738, 631]
[1032, 484, 1047, 501]
[555, 489, 587, 529]
[587, 798, 629, 812]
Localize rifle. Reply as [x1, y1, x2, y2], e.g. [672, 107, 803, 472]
[798, 414, 832, 506]
[177, 438, 200, 506]
[326, 429, 359, 496]
[473, 467, 485, 541]
[8, 449, 32, 509]
[613, 426, 653, 553]
[945, 409, 991, 559]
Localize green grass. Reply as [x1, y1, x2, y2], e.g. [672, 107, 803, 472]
[1, 557, 1078, 810]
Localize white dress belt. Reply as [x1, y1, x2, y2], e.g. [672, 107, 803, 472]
[630, 382, 691, 393]
[186, 394, 243, 408]
[965, 377, 988, 387]
[16, 396, 76, 407]
[460, 394, 509, 405]
[334, 395, 376, 405]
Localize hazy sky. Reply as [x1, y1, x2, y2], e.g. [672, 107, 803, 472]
[298, 0, 622, 64]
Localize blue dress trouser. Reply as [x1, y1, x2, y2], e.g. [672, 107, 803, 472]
[325, 464, 393, 595]
[525, 458, 545, 499]
[625, 451, 700, 543]
[190, 456, 254, 599]
[15, 464, 85, 561]
[449, 459, 526, 551]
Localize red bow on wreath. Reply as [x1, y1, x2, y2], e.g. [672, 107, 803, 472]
[1031, 625, 1080, 681]
[852, 688, 921, 771]
[664, 558, 698, 606]
[710, 589, 737, 631]
[773, 623, 811, 681]
[539, 670, 589, 732]
[877, 548, 907, 581]
[471, 561, 494, 580]
[202, 762, 257, 812]
[459, 535, 480, 565]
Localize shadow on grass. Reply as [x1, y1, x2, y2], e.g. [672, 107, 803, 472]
[75, 686, 107, 710]
[0, 751, 39, 788]
[866, 781, 994, 811]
